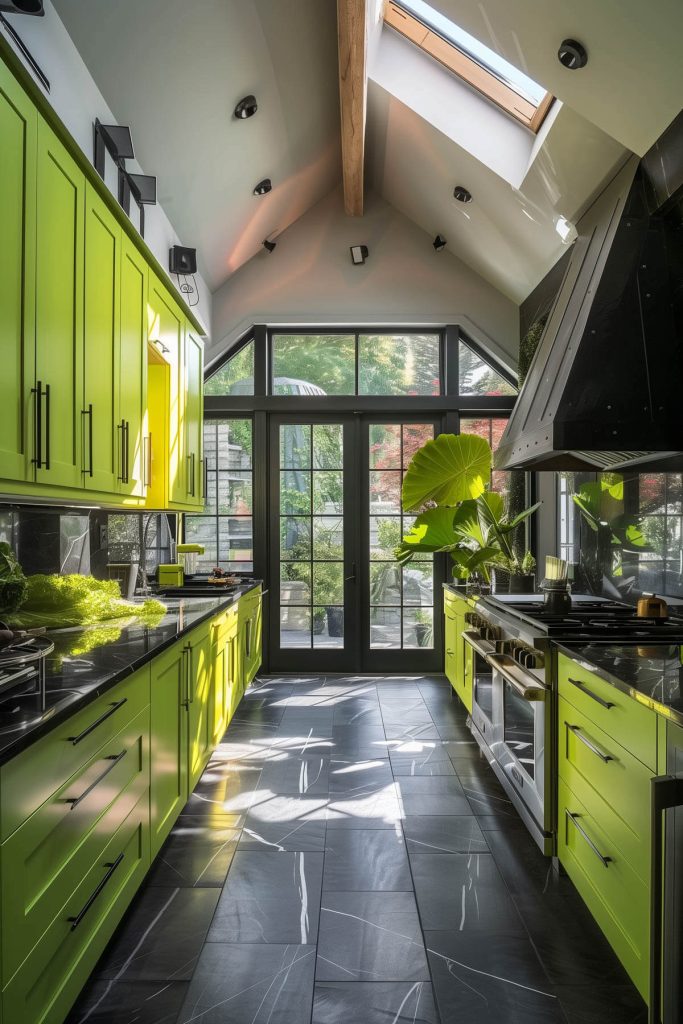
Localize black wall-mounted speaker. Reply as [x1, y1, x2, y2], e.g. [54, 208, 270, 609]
[169, 245, 197, 275]
[0, 1, 44, 14]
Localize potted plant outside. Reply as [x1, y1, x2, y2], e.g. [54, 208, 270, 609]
[413, 609, 433, 647]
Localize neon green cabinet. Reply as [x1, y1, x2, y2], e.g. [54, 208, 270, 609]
[444, 590, 472, 712]
[83, 182, 120, 494]
[119, 235, 148, 499]
[148, 275, 185, 505]
[34, 117, 84, 491]
[239, 588, 263, 688]
[150, 640, 188, 857]
[187, 625, 213, 790]
[184, 329, 204, 507]
[0, 59, 36, 485]
[210, 609, 239, 744]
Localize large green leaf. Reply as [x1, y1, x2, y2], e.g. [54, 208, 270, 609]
[395, 507, 460, 565]
[401, 434, 491, 512]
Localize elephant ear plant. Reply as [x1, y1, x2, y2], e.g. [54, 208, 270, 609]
[394, 433, 540, 585]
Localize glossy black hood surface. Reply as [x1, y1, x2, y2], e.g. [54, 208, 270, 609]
[496, 113, 683, 472]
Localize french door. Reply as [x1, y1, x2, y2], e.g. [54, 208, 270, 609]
[268, 414, 444, 673]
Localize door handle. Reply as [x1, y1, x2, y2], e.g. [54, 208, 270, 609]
[566, 723, 613, 763]
[200, 457, 206, 500]
[124, 420, 130, 484]
[67, 852, 124, 931]
[344, 562, 357, 583]
[566, 810, 612, 867]
[32, 380, 43, 468]
[566, 676, 614, 709]
[44, 382, 50, 470]
[649, 774, 683, 1024]
[145, 432, 153, 488]
[83, 405, 94, 477]
[65, 750, 127, 809]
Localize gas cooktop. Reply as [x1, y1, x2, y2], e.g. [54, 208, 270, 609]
[482, 594, 683, 641]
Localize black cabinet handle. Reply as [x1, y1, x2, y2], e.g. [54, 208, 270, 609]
[66, 750, 127, 809]
[67, 852, 124, 931]
[125, 420, 130, 484]
[68, 698, 128, 745]
[83, 406, 94, 477]
[567, 676, 614, 709]
[44, 382, 50, 470]
[566, 723, 613, 763]
[566, 810, 612, 867]
[32, 380, 43, 468]
[649, 774, 683, 1024]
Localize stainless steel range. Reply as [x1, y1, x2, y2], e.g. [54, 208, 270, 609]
[465, 595, 683, 855]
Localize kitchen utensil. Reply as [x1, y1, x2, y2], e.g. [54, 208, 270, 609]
[540, 579, 572, 614]
[637, 593, 668, 619]
[177, 543, 204, 578]
[544, 556, 568, 581]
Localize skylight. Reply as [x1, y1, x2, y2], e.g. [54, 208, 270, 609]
[384, 0, 553, 132]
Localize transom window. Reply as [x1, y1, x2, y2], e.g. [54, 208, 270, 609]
[384, 0, 553, 132]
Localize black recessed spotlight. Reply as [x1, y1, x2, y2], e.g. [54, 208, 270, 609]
[433, 234, 447, 252]
[558, 39, 588, 70]
[350, 245, 368, 265]
[453, 185, 472, 204]
[0, 1, 44, 14]
[253, 178, 272, 196]
[234, 94, 258, 119]
[263, 239, 277, 253]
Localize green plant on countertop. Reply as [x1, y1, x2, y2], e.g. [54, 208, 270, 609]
[8, 574, 166, 630]
[394, 434, 540, 583]
[0, 542, 27, 617]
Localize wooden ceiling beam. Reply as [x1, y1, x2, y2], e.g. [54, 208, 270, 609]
[337, 0, 367, 216]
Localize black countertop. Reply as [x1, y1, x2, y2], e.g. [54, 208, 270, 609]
[556, 641, 683, 726]
[0, 584, 260, 766]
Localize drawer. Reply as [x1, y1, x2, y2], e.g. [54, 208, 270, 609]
[557, 653, 657, 771]
[1, 666, 150, 841]
[238, 586, 262, 620]
[210, 605, 238, 647]
[2, 791, 149, 1024]
[558, 776, 649, 1000]
[1, 705, 149, 984]
[558, 697, 651, 882]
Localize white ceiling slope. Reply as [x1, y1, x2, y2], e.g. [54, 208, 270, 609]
[53, 0, 341, 292]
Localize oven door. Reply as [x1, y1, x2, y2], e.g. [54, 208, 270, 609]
[487, 653, 552, 846]
[462, 629, 497, 740]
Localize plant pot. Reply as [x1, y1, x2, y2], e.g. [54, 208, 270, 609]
[491, 568, 510, 594]
[508, 573, 535, 594]
[313, 611, 326, 635]
[326, 606, 344, 636]
[414, 622, 432, 647]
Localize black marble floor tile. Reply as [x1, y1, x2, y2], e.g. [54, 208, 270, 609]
[326, 786, 403, 829]
[426, 930, 565, 1023]
[238, 819, 327, 852]
[384, 723, 443, 742]
[94, 887, 220, 982]
[332, 699, 383, 726]
[256, 753, 329, 795]
[403, 815, 488, 855]
[390, 751, 456, 775]
[555, 983, 647, 1024]
[208, 851, 323, 943]
[146, 824, 240, 887]
[323, 829, 412, 891]
[412, 853, 526, 933]
[65, 980, 189, 1024]
[460, 774, 518, 816]
[484, 826, 574, 896]
[177, 942, 316, 1023]
[328, 757, 394, 792]
[245, 791, 329, 829]
[317, 891, 430, 981]
[396, 775, 470, 816]
[312, 981, 439, 1023]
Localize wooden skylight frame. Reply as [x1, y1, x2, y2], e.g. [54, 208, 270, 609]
[384, 0, 554, 133]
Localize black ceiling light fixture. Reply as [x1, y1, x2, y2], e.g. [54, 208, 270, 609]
[0, 1, 44, 13]
[93, 120, 135, 177]
[558, 39, 588, 70]
[262, 239, 277, 253]
[253, 178, 272, 196]
[433, 234, 447, 251]
[234, 95, 258, 119]
[350, 245, 368, 266]
[453, 185, 472, 203]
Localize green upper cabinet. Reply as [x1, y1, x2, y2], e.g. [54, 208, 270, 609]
[83, 182, 121, 494]
[119, 235, 148, 499]
[0, 60, 36, 485]
[148, 275, 186, 505]
[184, 329, 204, 507]
[35, 118, 84, 491]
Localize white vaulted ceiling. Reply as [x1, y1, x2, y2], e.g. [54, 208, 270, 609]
[53, 0, 683, 308]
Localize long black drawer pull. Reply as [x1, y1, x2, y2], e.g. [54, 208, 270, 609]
[566, 677, 615, 709]
[67, 852, 124, 931]
[68, 698, 128, 745]
[44, 382, 51, 470]
[66, 750, 127, 809]
[566, 810, 612, 867]
[566, 723, 613, 763]
[32, 381, 43, 467]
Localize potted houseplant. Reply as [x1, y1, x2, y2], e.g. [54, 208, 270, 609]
[413, 609, 433, 647]
[394, 433, 540, 587]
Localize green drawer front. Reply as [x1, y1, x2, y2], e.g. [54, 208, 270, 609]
[558, 654, 657, 771]
[2, 791, 149, 1024]
[558, 695, 652, 883]
[1, 706, 149, 984]
[210, 606, 238, 646]
[558, 776, 649, 1000]
[1, 666, 150, 841]
[238, 586, 261, 620]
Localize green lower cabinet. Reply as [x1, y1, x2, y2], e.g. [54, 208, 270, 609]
[444, 592, 472, 712]
[2, 792, 149, 1024]
[150, 641, 189, 858]
[187, 625, 213, 791]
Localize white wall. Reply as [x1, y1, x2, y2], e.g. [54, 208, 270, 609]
[1, 2, 211, 334]
[208, 188, 519, 371]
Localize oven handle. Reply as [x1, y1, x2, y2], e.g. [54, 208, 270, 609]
[485, 653, 547, 701]
[461, 629, 495, 659]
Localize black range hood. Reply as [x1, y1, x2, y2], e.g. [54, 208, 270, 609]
[496, 113, 683, 473]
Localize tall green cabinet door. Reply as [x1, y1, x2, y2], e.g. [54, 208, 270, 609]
[35, 118, 84, 490]
[184, 328, 204, 506]
[188, 629, 213, 791]
[0, 62, 36, 485]
[119, 234, 148, 498]
[83, 182, 121, 493]
[148, 276, 185, 504]
[150, 641, 188, 858]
